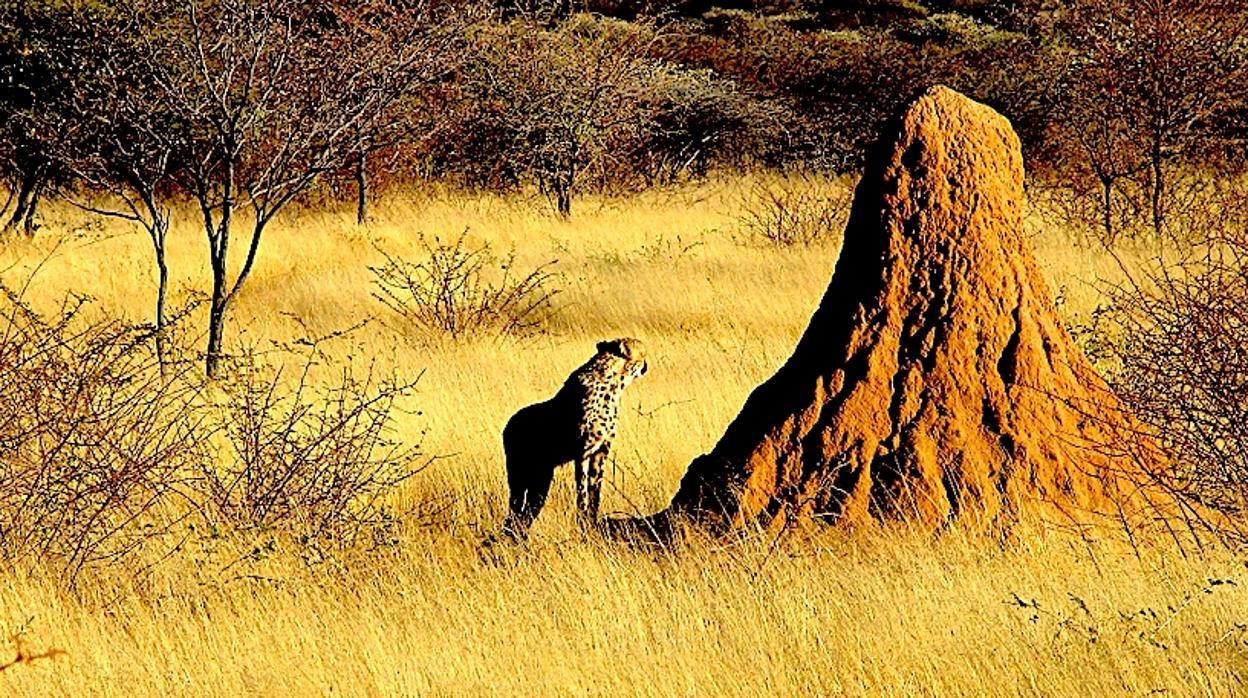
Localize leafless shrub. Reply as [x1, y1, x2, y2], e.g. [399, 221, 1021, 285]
[1037, 168, 1248, 247]
[0, 285, 208, 578]
[1029, 173, 1152, 246]
[0, 279, 436, 576]
[736, 175, 853, 247]
[1151, 174, 1248, 244]
[200, 339, 425, 546]
[1099, 214, 1248, 512]
[0, 633, 67, 673]
[370, 231, 560, 341]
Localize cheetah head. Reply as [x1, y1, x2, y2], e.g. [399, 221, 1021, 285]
[596, 337, 648, 381]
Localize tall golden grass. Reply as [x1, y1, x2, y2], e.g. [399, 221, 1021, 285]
[1, 176, 1243, 696]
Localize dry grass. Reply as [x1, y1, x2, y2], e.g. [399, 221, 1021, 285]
[1, 174, 1244, 696]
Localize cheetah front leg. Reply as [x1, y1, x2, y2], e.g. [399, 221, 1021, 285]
[575, 445, 607, 525]
[585, 448, 606, 522]
[575, 457, 588, 521]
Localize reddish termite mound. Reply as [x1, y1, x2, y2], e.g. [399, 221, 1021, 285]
[628, 86, 1176, 537]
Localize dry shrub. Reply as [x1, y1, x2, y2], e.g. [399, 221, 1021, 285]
[202, 342, 424, 545]
[735, 174, 853, 246]
[0, 632, 67, 673]
[0, 286, 207, 576]
[1157, 175, 1248, 244]
[0, 283, 433, 577]
[1030, 176, 1153, 245]
[1037, 171, 1248, 246]
[370, 231, 560, 341]
[1102, 221, 1248, 512]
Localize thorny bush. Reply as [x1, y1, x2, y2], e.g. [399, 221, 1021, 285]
[1100, 222, 1248, 513]
[0, 286, 206, 578]
[370, 230, 560, 341]
[0, 285, 429, 578]
[202, 342, 424, 545]
[736, 174, 854, 247]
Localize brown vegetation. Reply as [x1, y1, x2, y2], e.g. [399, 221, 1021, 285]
[1104, 229, 1248, 514]
[369, 231, 561, 342]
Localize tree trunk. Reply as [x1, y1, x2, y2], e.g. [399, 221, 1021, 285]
[549, 155, 574, 218]
[4, 170, 39, 236]
[204, 159, 234, 379]
[0, 182, 15, 223]
[1100, 175, 1115, 244]
[355, 150, 369, 225]
[22, 180, 41, 237]
[205, 269, 227, 378]
[555, 184, 571, 218]
[154, 246, 169, 374]
[607, 87, 1175, 542]
[1150, 140, 1165, 240]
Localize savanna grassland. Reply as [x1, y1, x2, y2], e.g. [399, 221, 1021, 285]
[1, 176, 1245, 696]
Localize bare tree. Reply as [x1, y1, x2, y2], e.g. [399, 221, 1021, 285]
[346, 64, 466, 225]
[0, 2, 77, 238]
[24, 3, 185, 369]
[130, 0, 470, 377]
[1052, 58, 1148, 243]
[1061, 0, 1248, 240]
[454, 16, 662, 216]
[0, 157, 50, 238]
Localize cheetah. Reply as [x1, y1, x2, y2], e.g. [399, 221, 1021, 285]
[501, 338, 648, 539]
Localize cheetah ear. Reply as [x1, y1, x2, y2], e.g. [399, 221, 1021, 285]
[596, 339, 619, 356]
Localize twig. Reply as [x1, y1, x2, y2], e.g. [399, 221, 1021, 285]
[0, 635, 67, 673]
